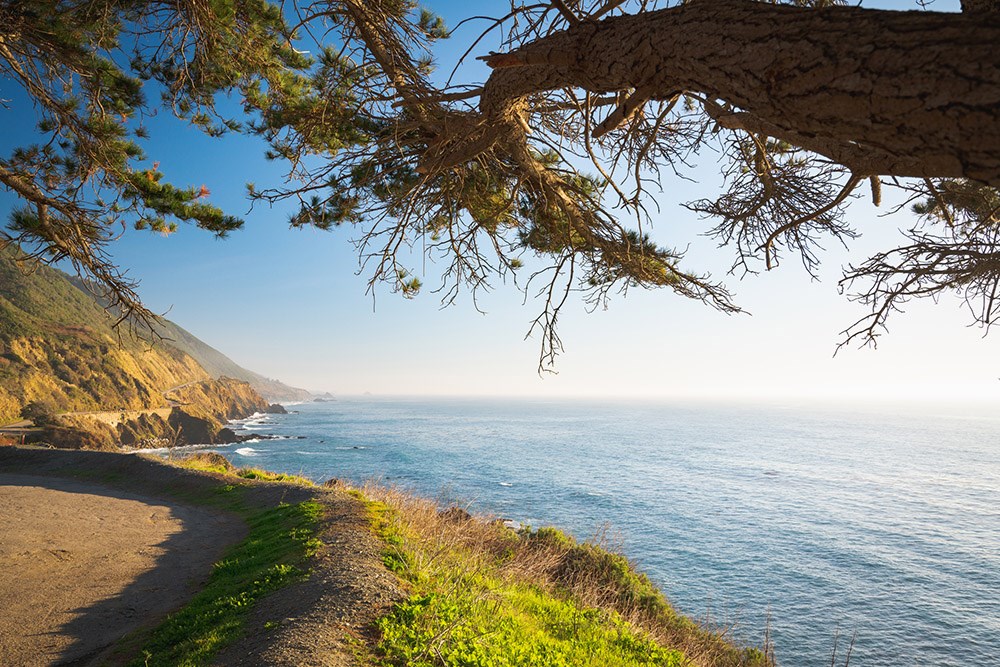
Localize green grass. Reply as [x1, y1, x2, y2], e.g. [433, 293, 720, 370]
[166, 453, 316, 486]
[104, 457, 767, 667]
[127, 495, 322, 666]
[361, 494, 699, 667]
[170, 456, 232, 476]
[103, 457, 324, 665]
[378, 585, 687, 667]
[235, 467, 316, 486]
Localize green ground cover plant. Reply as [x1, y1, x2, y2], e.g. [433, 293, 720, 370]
[167, 452, 316, 487]
[115, 458, 322, 666]
[111, 454, 766, 666]
[234, 467, 316, 486]
[358, 486, 770, 667]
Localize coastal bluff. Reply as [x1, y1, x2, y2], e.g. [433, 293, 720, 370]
[30, 377, 273, 450]
[0, 245, 309, 426]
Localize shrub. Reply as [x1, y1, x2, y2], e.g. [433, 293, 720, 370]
[177, 452, 235, 474]
[20, 400, 58, 426]
[353, 484, 770, 667]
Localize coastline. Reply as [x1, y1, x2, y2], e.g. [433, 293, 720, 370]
[0, 446, 767, 666]
[195, 397, 1000, 666]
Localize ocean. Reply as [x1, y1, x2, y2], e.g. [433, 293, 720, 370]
[182, 397, 999, 666]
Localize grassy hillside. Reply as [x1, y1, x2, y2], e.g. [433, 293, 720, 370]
[359, 485, 770, 667]
[151, 319, 312, 402]
[132, 455, 771, 667]
[0, 247, 207, 423]
[63, 273, 311, 403]
[0, 246, 310, 423]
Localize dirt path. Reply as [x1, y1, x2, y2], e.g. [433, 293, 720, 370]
[0, 474, 247, 666]
[0, 448, 403, 666]
[214, 491, 403, 667]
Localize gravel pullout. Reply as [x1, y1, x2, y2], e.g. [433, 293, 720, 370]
[0, 447, 402, 666]
[0, 473, 245, 666]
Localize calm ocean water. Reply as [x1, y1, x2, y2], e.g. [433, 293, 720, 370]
[187, 398, 998, 666]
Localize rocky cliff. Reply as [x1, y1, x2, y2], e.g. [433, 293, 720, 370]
[0, 248, 208, 423]
[1, 246, 310, 425]
[164, 377, 270, 423]
[34, 378, 271, 451]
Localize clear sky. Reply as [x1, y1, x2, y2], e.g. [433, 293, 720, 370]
[4, 0, 994, 405]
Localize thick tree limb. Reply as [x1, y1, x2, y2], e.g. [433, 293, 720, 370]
[962, 0, 1000, 12]
[476, 0, 1000, 184]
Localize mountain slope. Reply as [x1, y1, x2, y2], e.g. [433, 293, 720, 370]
[0, 248, 207, 422]
[152, 319, 311, 402]
[0, 247, 307, 423]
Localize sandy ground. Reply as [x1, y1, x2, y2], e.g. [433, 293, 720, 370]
[0, 473, 246, 666]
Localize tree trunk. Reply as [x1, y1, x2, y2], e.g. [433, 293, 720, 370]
[482, 0, 1000, 184]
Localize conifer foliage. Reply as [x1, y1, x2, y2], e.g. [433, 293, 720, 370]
[0, 0, 308, 323]
[2, 1, 999, 364]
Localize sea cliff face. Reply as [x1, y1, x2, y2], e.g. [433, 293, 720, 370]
[164, 377, 270, 423]
[0, 333, 208, 424]
[0, 247, 207, 423]
[33, 378, 271, 450]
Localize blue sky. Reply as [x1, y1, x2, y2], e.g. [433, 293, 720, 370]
[4, 0, 994, 404]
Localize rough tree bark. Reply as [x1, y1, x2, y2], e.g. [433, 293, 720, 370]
[473, 0, 1000, 184]
[962, 0, 1000, 13]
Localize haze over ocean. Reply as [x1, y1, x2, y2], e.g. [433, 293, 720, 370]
[175, 397, 999, 667]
